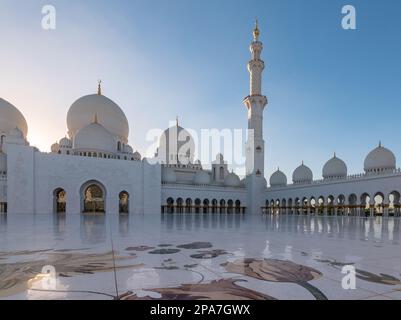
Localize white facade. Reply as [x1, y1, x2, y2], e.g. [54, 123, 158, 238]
[1, 23, 400, 216]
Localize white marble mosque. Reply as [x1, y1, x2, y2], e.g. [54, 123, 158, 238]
[1, 22, 401, 218]
[2, 23, 401, 301]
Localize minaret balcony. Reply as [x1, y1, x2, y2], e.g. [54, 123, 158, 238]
[243, 95, 268, 110]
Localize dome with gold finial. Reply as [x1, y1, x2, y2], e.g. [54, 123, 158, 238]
[364, 142, 396, 174]
[292, 162, 313, 184]
[270, 168, 287, 187]
[67, 82, 129, 143]
[323, 153, 347, 180]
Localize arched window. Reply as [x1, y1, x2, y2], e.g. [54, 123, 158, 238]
[82, 182, 105, 214]
[117, 141, 121, 151]
[220, 199, 226, 214]
[203, 199, 209, 214]
[219, 167, 224, 179]
[166, 197, 174, 214]
[227, 200, 234, 214]
[211, 199, 218, 213]
[389, 191, 401, 216]
[185, 198, 192, 213]
[176, 198, 184, 213]
[53, 188, 66, 213]
[194, 198, 201, 214]
[235, 200, 241, 214]
[119, 191, 129, 214]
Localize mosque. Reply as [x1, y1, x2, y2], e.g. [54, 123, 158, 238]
[0, 23, 400, 216]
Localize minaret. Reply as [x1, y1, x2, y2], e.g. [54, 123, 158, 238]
[244, 19, 268, 177]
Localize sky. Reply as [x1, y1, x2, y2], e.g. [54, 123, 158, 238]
[0, 0, 401, 180]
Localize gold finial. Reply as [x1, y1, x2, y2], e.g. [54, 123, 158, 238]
[176, 116, 179, 127]
[97, 80, 102, 95]
[253, 18, 260, 41]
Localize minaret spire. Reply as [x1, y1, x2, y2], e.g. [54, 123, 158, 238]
[97, 80, 102, 95]
[244, 20, 268, 177]
[244, 20, 268, 215]
[253, 18, 260, 41]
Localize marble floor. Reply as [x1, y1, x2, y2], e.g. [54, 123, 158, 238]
[1, 213, 401, 300]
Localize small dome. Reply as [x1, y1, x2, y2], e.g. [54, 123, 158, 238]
[67, 94, 129, 141]
[292, 162, 313, 184]
[51, 142, 60, 153]
[270, 169, 287, 187]
[73, 122, 116, 154]
[125, 144, 134, 154]
[0, 152, 7, 173]
[162, 167, 177, 183]
[193, 170, 211, 185]
[133, 151, 141, 161]
[59, 137, 72, 148]
[323, 154, 347, 179]
[364, 143, 396, 173]
[0, 98, 28, 138]
[224, 171, 241, 187]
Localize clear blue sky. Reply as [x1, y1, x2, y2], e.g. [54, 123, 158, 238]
[0, 0, 400, 180]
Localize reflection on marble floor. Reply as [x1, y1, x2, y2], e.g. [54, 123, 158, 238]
[1, 213, 401, 300]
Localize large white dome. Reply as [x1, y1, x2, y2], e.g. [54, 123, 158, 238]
[323, 154, 347, 179]
[364, 143, 396, 173]
[73, 122, 116, 154]
[158, 124, 195, 164]
[0, 98, 28, 138]
[67, 94, 129, 142]
[270, 169, 287, 187]
[292, 162, 313, 184]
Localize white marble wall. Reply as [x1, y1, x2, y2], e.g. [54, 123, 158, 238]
[265, 174, 401, 205]
[5, 143, 161, 214]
